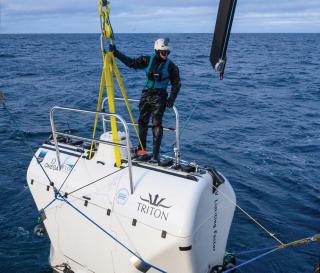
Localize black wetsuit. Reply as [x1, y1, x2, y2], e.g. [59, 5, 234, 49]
[114, 49, 181, 160]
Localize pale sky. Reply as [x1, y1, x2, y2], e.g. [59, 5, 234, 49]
[1, 0, 319, 33]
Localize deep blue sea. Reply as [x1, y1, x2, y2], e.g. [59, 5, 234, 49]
[0, 33, 319, 273]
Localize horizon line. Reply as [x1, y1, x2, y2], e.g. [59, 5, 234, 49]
[1, 32, 319, 35]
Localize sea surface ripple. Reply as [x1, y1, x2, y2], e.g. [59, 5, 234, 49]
[0, 33, 319, 273]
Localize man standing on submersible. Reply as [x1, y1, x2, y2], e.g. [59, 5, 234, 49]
[110, 38, 181, 164]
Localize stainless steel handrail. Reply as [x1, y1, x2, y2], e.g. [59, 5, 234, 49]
[50, 106, 134, 194]
[101, 97, 181, 166]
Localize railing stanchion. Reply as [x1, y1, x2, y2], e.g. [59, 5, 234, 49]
[50, 109, 62, 170]
[50, 106, 134, 192]
[173, 106, 180, 167]
[102, 97, 181, 167]
[117, 115, 134, 194]
[51, 101, 181, 194]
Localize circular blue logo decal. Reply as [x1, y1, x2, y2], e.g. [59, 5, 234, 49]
[116, 188, 129, 205]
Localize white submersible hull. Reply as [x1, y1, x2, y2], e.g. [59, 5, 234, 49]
[26, 110, 236, 273]
[25, 0, 241, 270]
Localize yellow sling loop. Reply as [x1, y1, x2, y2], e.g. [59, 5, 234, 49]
[89, 0, 144, 165]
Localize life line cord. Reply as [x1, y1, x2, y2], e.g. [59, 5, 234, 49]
[211, 182, 284, 245]
[223, 234, 320, 273]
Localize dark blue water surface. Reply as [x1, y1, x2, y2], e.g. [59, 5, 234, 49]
[0, 33, 319, 273]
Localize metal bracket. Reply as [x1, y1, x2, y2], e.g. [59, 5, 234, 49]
[130, 256, 151, 273]
[214, 59, 226, 74]
[207, 168, 225, 193]
[39, 209, 47, 222]
[102, 0, 109, 7]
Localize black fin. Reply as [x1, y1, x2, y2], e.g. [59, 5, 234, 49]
[210, 0, 237, 78]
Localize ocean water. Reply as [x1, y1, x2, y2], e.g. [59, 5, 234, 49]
[0, 33, 319, 273]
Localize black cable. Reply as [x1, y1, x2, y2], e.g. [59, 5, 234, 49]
[67, 168, 123, 196]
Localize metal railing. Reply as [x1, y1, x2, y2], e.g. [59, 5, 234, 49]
[101, 97, 181, 166]
[50, 106, 134, 194]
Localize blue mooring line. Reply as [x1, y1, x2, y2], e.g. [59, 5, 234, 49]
[223, 248, 278, 273]
[43, 194, 167, 273]
[42, 197, 57, 211]
[232, 246, 277, 256]
[40, 190, 279, 273]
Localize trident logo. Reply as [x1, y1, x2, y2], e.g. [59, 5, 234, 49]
[140, 194, 172, 209]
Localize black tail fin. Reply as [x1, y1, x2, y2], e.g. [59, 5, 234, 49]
[210, 0, 237, 79]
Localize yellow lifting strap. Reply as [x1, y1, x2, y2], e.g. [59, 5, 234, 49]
[89, 0, 144, 165]
[111, 54, 144, 151]
[89, 52, 121, 167]
[104, 53, 121, 167]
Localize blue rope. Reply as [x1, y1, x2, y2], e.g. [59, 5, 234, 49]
[59, 194, 167, 273]
[41, 195, 167, 272]
[223, 248, 278, 273]
[232, 246, 277, 256]
[42, 197, 57, 211]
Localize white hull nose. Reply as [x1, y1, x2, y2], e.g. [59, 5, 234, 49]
[27, 137, 236, 273]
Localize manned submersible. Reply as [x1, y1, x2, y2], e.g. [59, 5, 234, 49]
[26, 0, 238, 272]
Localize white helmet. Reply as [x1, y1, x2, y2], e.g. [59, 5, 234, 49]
[154, 38, 170, 52]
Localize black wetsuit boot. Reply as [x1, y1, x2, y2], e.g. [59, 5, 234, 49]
[138, 122, 148, 151]
[151, 124, 163, 162]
